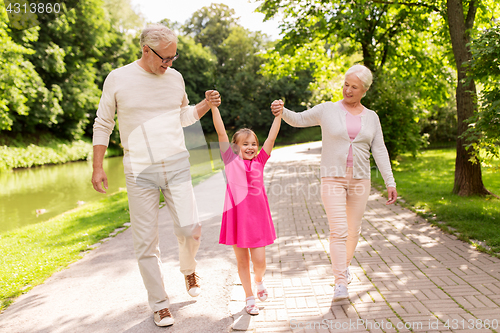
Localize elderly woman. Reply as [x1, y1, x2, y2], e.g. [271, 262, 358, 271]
[271, 64, 397, 301]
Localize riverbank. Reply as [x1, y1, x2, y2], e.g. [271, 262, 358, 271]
[0, 190, 131, 311]
[0, 134, 122, 172]
[0, 129, 322, 173]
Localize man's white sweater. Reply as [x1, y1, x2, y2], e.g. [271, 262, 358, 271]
[93, 61, 198, 176]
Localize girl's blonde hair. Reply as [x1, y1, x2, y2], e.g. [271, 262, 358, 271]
[231, 128, 259, 151]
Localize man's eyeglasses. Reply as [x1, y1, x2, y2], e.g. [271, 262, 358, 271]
[147, 45, 179, 63]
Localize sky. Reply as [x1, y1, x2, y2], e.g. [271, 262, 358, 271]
[129, 0, 283, 40]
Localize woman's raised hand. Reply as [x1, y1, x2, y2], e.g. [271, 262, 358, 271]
[271, 99, 284, 117]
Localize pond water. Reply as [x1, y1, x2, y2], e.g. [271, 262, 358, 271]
[0, 157, 126, 234]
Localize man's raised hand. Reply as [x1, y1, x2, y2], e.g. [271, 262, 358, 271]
[205, 90, 221, 108]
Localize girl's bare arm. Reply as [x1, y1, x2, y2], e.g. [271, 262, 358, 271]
[262, 114, 282, 155]
[210, 105, 230, 152]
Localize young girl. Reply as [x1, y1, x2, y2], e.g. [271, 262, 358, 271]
[210, 104, 281, 315]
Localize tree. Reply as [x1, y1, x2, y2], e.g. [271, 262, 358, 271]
[207, 25, 278, 132]
[257, 0, 435, 74]
[445, 0, 491, 195]
[170, 34, 217, 115]
[182, 3, 239, 59]
[256, 0, 445, 159]
[2, 0, 144, 141]
[257, 0, 498, 195]
[464, 24, 500, 168]
[0, 3, 63, 134]
[96, 0, 143, 89]
[102, 0, 144, 33]
[178, 4, 314, 138]
[4, 0, 111, 138]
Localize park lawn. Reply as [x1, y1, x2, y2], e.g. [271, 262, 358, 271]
[0, 190, 131, 311]
[371, 148, 500, 255]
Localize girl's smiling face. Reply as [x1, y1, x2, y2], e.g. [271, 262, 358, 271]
[236, 133, 258, 160]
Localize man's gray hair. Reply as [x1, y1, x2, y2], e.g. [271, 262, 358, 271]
[140, 24, 178, 48]
[345, 64, 373, 91]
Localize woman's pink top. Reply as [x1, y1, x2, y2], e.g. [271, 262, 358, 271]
[340, 101, 365, 167]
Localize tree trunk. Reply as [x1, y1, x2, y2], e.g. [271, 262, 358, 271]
[447, 0, 491, 196]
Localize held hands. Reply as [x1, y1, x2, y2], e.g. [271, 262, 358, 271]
[271, 99, 284, 117]
[205, 90, 221, 108]
[386, 187, 398, 205]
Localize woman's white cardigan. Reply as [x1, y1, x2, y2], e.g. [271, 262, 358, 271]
[283, 101, 396, 188]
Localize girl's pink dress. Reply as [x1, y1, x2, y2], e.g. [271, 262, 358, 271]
[219, 147, 276, 248]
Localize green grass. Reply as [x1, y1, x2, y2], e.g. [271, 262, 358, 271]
[0, 190, 131, 311]
[371, 148, 500, 254]
[0, 151, 226, 311]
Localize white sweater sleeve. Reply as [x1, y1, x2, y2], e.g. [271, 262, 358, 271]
[282, 104, 324, 128]
[179, 72, 198, 127]
[179, 92, 198, 127]
[371, 115, 396, 188]
[93, 72, 117, 147]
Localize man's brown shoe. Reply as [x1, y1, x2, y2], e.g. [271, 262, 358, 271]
[185, 272, 201, 297]
[154, 308, 174, 327]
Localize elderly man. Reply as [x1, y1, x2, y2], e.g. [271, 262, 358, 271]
[91, 24, 220, 327]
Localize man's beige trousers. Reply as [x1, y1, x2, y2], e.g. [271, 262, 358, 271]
[125, 169, 201, 312]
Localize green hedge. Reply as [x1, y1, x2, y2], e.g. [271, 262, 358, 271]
[0, 138, 122, 172]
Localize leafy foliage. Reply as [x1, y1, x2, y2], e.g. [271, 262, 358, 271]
[257, 0, 436, 73]
[0, 139, 93, 172]
[0, 5, 61, 133]
[259, 39, 357, 105]
[363, 71, 424, 159]
[171, 35, 216, 107]
[256, 0, 456, 158]
[1, 0, 143, 142]
[183, 3, 238, 58]
[176, 4, 315, 140]
[464, 24, 500, 163]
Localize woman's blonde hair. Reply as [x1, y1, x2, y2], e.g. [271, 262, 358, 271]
[231, 128, 259, 147]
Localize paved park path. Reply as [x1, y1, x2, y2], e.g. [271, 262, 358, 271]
[2, 142, 500, 333]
